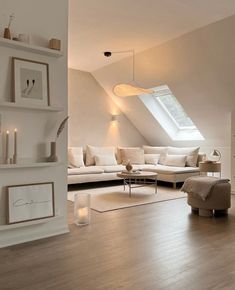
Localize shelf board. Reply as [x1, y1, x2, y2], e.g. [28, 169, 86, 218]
[0, 215, 63, 231]
[0, 162, 62, 169]
[0, 37, 63, 58]
[0, 101, 63, 112]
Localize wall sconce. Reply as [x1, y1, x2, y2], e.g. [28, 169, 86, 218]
[111, 115, 118, 122]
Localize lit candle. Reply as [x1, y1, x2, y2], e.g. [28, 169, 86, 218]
[77, 207, 89, 224]
[13, 128, 17, 164]
[5, 130, 9, 164]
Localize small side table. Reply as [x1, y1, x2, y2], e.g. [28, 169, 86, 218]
[199, 162, 221, 178]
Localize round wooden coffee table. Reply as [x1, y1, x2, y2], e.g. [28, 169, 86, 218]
[117, 171, 158, 197]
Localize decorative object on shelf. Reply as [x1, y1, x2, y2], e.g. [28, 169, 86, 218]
[6, 182, 55, 224]
[210, 149, 221, 162]
[18, 33, 30, 43]
[48, 116, 69, 162]
[49, 38, 61, 50]
[5, 130, 10, 164]
[3, 13, 15, 40]
[74, 193, 90, 226]
[126, 160, 133, 172]
[103, 50, 154, 97]
[12, 57, 50, 106]
[13, 128, 18, 164]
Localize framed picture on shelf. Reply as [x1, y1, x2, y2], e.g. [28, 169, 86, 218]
[12, 57, 50, 106]
[6, 182, 55, 224]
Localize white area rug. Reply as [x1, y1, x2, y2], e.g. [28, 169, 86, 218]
[68, 185, 186, 212]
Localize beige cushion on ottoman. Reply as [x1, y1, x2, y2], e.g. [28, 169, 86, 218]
[187, 182, 231, 217]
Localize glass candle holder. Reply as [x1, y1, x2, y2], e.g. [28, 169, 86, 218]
[74, 193, 90, 226]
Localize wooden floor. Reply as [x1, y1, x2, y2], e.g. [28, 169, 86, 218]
[1, 190, 235, 290]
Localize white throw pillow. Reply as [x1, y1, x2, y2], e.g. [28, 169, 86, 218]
[143, 146, 168, 165]
[95, 154, 117, 166]
[144, 154, 160, 165]
[68, 147, 84, 168]
[167, 146, 200, 167]
[120, 148, 145, 165]
[116, 147, 140, 164]
[86, 145, 116, 166]
[164, 154, 187, 167]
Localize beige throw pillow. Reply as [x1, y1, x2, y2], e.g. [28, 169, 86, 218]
[86, 145, 116, 166]
[143, 146, 168, 165]
[144, 154, 160, 165]
[164, 154, 187, 167]
[120, 148, 145, 165]
[116, 147, 140, 164]
[167, 146, 200, 167]
[95, 155, 117, 166]
[68, 147, 84, 168]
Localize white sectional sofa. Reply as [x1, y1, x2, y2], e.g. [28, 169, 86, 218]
[68, 145, 205, 188]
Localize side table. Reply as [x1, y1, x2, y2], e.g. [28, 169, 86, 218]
[199, 162, 221, 178]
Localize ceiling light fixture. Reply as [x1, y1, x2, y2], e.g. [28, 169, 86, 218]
[103, 50, 154, 97]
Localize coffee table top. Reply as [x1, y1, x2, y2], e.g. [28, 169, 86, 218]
[117, 171, 157, 179]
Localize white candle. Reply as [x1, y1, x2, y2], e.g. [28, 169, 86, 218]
[13, 128, 17, 164]
[5, 130, 9, 164]
[77, 207, 89, 224]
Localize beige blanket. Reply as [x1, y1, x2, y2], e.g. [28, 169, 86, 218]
[181, 176, 229, 201]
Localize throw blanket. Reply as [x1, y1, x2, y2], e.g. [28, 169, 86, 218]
[181, 176, 229, 201]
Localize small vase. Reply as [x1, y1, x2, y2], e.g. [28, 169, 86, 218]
[4, 28, 11, 39]
[48, 141, 58, 162]
[126, 160, 133, 172]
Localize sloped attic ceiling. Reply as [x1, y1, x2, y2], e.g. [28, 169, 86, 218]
[92, 15, 235, 148]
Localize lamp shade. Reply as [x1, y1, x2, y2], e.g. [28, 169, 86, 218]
[113, 83, 154, 97]
[210, 149, 221, 161]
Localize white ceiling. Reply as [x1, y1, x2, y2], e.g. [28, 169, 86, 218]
[69, 0, 235, 72]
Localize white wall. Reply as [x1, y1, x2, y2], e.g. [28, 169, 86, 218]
[0, 0, 69, 247]
[68, 69, 147, 148]
[93, 15, 235, 179]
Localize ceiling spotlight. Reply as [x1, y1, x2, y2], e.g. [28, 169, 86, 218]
[104, 51, 112, 57]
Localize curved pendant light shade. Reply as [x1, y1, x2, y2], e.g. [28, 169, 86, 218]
[113, 83, 154, 97]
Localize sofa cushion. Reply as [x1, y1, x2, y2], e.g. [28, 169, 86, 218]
[142, 164, 199, 175]
[116, 147, 140, 164]
[68, 147, 84, 168]
[144, 154, 160, 165]
[95, 154, 117, 166]
[143, 146, 167, 165]
[86, 145, 116, 166]
[68, 166, 104, 175]
[120, 148, 145, 165]
[100, 165, 126, 173]
[164, 154, 187, 167]
[167, 146, 200, 167]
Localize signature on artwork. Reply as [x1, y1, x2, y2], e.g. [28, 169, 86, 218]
[13, 199, 51, 207]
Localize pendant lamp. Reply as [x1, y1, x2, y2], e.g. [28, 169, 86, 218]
[104, 50, 154, 97]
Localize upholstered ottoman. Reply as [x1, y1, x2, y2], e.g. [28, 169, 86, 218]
[182, 177, 231, 217]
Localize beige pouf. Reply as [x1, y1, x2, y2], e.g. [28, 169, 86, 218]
[187, 182, 231, 217]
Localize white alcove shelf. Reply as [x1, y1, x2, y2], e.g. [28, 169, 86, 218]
[0, 101, 64, 112]
[0, 37, 63, 58]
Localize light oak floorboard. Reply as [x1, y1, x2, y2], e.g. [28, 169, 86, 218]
[0, 193, 235, 290]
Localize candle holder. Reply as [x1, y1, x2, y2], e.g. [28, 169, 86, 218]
[74, 193, 90, 226]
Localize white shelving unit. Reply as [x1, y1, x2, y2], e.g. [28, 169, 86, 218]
[0, 37, 63, 58]
[0, 101, 63, 112]
[0, 162, 62, 169]
[0, 215, 64, 231]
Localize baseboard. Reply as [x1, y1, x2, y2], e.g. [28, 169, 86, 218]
[0, 226, 70, 248]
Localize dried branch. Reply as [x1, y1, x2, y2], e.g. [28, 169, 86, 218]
[55, 116, 69, 141]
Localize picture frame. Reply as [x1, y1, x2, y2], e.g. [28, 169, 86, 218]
[6, 182, 55, 224]
[12, 57, 50, 106]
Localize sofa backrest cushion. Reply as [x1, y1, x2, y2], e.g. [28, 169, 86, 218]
[86, 145, 116, 166]
[167, 146, 200, 167]
[120, 148, 145, 165]
[95, 154, 117, 166]
[164, 154, 187, 167]
[116, 147, 140, 164]
[144, 154, 160, 165]
[143, 146, 167, 165]
[68, 147, 85, 168]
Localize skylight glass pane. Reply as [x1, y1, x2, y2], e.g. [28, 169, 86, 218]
[156, 93, 195, 128]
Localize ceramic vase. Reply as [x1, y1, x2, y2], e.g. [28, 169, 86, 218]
[4, 28, 11, 39]
[126, 160, 133, 172]
[48, 141, 58, 162]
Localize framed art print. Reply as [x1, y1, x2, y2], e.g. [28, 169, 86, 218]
[7, 182, 55, 224]
[12, 57, 50, 106]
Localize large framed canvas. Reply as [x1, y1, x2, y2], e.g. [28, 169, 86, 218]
[12, 57, 50, 106]
[7, 182, 55, 224]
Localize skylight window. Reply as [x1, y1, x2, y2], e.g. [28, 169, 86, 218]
[139, 85, 204, 141]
